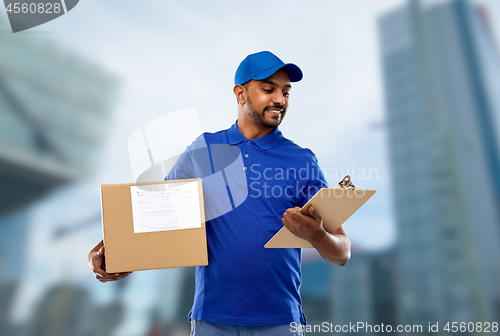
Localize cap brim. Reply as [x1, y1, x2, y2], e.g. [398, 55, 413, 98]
[252, 63, 303, 82]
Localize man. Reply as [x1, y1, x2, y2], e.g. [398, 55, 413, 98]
[89, 51, 351, 335]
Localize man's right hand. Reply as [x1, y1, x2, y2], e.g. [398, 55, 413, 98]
[88, 240, 132, 283]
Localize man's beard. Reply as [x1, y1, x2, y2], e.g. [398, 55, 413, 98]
[245, 95, 286, 129]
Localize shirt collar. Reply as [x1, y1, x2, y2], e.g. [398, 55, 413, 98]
[228, 120, 284, 151]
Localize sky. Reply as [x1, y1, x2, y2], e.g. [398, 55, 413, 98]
[44, 0, 406, 250]
[2, 0, 500, 334]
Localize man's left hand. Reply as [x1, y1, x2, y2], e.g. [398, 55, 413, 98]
[281, 205, 351, 266]
[282, 205, 326, 244]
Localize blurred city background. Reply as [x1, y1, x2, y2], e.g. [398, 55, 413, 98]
[0, 0, 499, 335]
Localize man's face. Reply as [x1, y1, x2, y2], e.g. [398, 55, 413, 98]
[243, 68, 291, 129]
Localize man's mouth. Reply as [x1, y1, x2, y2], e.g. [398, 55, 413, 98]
[266, 108, 285, 116]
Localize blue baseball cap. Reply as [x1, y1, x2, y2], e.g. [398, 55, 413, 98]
[234, 51, 303, 85]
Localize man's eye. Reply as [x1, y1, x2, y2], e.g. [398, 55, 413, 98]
[263, 89, 273, 93]
[283, 92, 290, 97]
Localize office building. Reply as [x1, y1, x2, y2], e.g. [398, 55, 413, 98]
[379, 0, 500, 327]
[330, 247, 396, 334]
[0, 17, 119, 335]
[0, 18, 119, 217]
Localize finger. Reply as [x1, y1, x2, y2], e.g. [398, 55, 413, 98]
[283, 211, 298, 230]
[94, 269, 110, 279]
[282, 211, 292, 224]
[92, 256, 108, 277]
[308, 206, 321, 222]
[96, 274, 116, 281]
[97, 272, 131, 282]
[96, 273, 117, 281]
[287, 207, 305, 221]
[107, 271, 132, 278]
[91, 253, 103, 269]
[282, 217, 291, 229]
[114, 272, 132, 280]
[96, 274, 111, 282]
[284, 208, 297, 220]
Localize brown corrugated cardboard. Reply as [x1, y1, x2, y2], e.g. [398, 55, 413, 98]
[101, 178, 207, 273]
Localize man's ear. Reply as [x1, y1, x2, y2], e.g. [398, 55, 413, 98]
[233, 85, 246, 105]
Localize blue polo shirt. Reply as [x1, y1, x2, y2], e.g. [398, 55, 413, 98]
[165, 120, 328, 326]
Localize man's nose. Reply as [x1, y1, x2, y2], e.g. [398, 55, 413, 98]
[272, 91, 285, 105]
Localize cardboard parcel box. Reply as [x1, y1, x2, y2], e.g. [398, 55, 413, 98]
[101, 178, 207, 273]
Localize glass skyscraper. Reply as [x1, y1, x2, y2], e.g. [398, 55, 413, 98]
[379, 0, 500, 328]
[330, 248, 396, 333]
[0, 18, 119, 217]
[0, 18, 119, 335]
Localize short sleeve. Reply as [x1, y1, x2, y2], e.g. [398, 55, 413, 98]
[296, 153, 329, 208]
[165, 149, 195, 181]
[165, 133, 211, 181]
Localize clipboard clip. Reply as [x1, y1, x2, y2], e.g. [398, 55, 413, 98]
[338, 175, 356, 190]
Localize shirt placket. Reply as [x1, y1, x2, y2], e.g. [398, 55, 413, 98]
[242, 140, 253, 173]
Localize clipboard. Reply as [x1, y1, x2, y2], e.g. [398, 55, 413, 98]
[265, 176, 376, 248]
